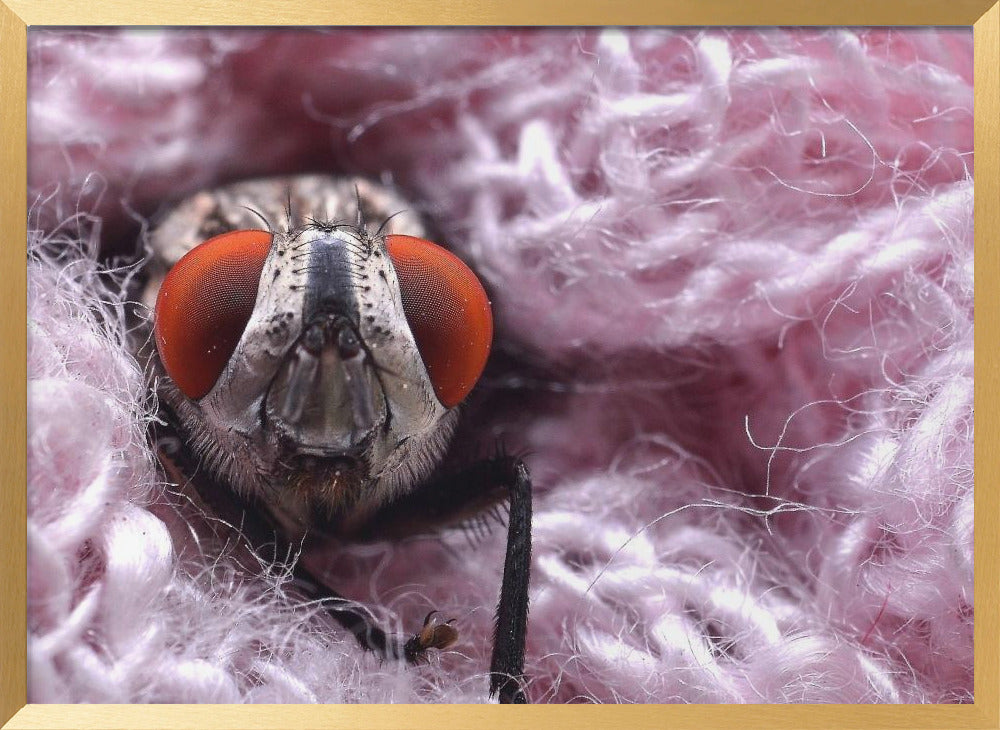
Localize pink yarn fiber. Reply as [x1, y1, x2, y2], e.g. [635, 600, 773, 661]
[27, 28, 973, 703]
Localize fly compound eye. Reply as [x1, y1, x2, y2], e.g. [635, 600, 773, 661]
[386, 234, 493, 408]
[154, 229, 273, 400]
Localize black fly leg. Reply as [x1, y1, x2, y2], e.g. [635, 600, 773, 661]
[352, 455, 533, 704]
[487, 458, 532, 704]
[287, 559, 411, 661]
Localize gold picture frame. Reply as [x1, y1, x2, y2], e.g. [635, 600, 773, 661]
[2, 2, 997, 728]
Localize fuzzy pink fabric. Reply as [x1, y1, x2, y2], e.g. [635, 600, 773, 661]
[26, 28, 974, 703]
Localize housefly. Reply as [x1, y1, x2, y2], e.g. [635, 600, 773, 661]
[139, 175, 532, 703]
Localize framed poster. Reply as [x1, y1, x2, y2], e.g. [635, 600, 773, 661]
[2, 2, 997, 728]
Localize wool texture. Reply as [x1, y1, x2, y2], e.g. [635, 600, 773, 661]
[26, 28, 974, 703]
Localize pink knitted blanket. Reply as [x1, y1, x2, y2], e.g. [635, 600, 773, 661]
[27, 28, 974, 703]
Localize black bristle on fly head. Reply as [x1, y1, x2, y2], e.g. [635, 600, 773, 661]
[240, 205, 274, 233]
[354, 185, 367, 229]
[374, 210, 407, 239]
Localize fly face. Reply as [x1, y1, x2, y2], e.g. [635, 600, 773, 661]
[147, 178, 490, 527]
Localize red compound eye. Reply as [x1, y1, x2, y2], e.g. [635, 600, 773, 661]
[154, 229, 272, 400]
[386, 235, 493, 408]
